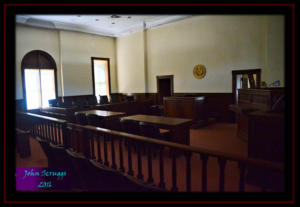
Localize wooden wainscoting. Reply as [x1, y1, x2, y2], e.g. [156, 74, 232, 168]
[19, 92, 233, 122]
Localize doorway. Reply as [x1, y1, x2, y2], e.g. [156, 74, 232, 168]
[21, 50, 58, 110]
[91, 57, 111, 103]
[232, 69, 261, 104]
[156, 75, 174, 105]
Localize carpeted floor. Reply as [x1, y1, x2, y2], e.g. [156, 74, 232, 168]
[16, 122, 261, 192]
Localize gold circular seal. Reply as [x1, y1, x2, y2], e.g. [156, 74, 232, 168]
[193, 64, 206, 79]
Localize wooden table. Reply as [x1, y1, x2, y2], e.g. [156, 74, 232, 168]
[121, 114, 193, 145]
[75, 110, 126, 129]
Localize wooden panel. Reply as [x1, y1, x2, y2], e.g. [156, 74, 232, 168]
[163, 96, 208, 127]
[164, 98, 195, 119]
[238, 88, 284, 112]
[231, 88, 285, 142]
[174, 93, 234, 123]
[247, 111, 284, 190]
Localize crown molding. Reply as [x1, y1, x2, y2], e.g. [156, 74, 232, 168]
[16, 15, 192, 38]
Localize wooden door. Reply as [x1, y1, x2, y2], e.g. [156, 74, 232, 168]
[156, 75, 174, 105]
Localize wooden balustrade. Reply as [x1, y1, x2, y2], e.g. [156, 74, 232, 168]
[16, 111, 284, 192]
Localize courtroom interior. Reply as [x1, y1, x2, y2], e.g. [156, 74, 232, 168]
[15, 14, 285, 192]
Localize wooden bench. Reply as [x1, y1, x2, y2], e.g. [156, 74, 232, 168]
[16, 128, 31, 158]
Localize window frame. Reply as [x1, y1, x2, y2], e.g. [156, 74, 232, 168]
[21, 50, 58, 111]
[91, 57, 111, 98]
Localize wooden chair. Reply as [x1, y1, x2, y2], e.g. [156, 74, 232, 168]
[139, 122, 169, 157]
[120, 119, 140, 135]
[110, 94, 120, 103]
[139, 122, 170, 141]
[120, 119, 141, 152]
[88, 96, 98, 105]
[75, 113, 88, 125]
[48, 99, 57, 107]
[86, 114, 104, 127]
[16, 128, 31, 158]
[99, 95, 109, 105]
[126, 95, 134, 102]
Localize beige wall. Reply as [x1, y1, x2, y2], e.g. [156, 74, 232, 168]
[60, 30, 117, 96]
[16, 24, 61, 99]
[116, 31, 146, 93]
[116, 15, 285, 93]
[15, 24, 117, 99]
[264, 16, 285, 86]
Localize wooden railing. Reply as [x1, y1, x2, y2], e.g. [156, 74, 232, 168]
[16, 111, 284, 192]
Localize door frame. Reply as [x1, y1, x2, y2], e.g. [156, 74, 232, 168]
[156, 75, 174, 105]
[232, 69, 261, 104]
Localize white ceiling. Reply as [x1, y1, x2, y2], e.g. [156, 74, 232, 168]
[16, 15, 192, 37]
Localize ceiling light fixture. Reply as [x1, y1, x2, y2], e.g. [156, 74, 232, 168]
[128, 16, 131, 19]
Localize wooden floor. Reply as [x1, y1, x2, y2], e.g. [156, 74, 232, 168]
[16, 122, 261, 192]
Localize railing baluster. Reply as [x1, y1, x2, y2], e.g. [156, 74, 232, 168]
[137, 142, 143, 180]
[185, 151, 192, 192]
[52, 123, 57, 145]
[83, 129, 91, 159]
[40, 122, 43, 139]
[39, 123, 42, 138]
[46, 121, 50, 141]
[48, 122, 51, 142]
[57, 123, 61, 145]
[68, 127, 73, 150]
[43, 121, 47, 140]
[119, 138, 125, 172]
[90, 132, 96, 160]
[96, 134, 103, 164]
[33, 124, 37, 137]
[158, 147, 165, 189]
[61, 123, 68, 149]
[57, 124, 61, 145]
[171, 151, 178, 192]
[127, 141, 134, 176]
[50, 122, 54, 144]
[36, 123, 38, 137]
[42, 121, 45, 140]
[46, 121, 49, 141]
[37, 123, 41, 138]
[147, 145, 154, 184]
[238, 162, 246, 192]
[200, 154, 208, 192]
[58, 124, 62, 145]
[218, 157, 227, 192]
[110, 136, 117, 169]
[49, 122, 53, 143]
[75, 128, 80, 152]
[51, 122, 54, 143]
[103, 135, 109, 166]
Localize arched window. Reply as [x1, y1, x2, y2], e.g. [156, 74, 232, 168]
[21, 50, 58, 110]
